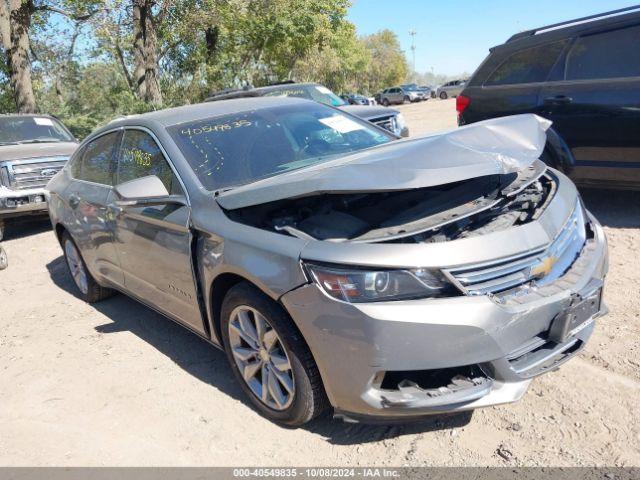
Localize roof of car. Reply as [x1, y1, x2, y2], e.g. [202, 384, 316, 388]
[0, 113, 55, 118]
[106, 97, 314, 129]
[205, 82, 320, 102]
[492, 6, 640, 51]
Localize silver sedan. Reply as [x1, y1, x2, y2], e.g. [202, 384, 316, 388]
[46, 97, 608, 425]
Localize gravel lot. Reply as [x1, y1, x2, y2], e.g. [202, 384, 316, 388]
[1, 99, 639, 466]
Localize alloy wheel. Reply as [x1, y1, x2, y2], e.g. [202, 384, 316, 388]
[228, 305, 295, 411]
[64, 239, 88, 294]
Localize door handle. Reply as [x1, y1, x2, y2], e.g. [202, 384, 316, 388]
[68, 194, 80, 209]
[543, 95, 573, 105]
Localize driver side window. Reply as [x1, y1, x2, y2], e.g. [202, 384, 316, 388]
[117, 130, 183, 195]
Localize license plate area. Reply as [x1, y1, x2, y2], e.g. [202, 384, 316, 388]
[549, 288, 601, 343]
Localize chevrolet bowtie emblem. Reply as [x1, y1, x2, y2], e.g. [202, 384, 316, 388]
[530, 255, 558, 278]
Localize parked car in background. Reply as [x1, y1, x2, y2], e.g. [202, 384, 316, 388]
[436, 79, 467, 99]
[47, 98, 607, 426]
[207, 82, 408, 137]
[419, 85, 433, 98]
[458, 5, 640, 190]
[342, 93, 376, 106]
[0, 114, 77, 239]
[380, 85, 426, 105]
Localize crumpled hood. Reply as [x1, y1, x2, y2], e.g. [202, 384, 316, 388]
[338, 104, 399, 120]
[216, 114, 552, 210]
[0, 142, 78, 162]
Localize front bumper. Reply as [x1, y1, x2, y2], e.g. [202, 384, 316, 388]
[280, 212, 608, 422]
[0, 187, 49, 217]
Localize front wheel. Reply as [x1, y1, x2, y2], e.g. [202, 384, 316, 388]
[0, 246, 7, 270]
[403, 95, 411, 104]
[221, 283, 328, 426]
[61, 231, 113, 303]
[439, 91, 448, 99]
[382, 98, 390, 107]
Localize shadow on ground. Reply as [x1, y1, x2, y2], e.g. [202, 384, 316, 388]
[46, 254, 471, 444]
[580, 188, 640, 229]
[1, 216, 51, 241]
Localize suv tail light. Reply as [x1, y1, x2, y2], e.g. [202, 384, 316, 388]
[456, 94, 471, 119]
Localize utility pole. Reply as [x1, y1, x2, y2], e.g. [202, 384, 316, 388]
[409, 29, 417, 75]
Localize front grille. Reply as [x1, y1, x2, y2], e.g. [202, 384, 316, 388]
[370, 115, 396, 133]
[444, 202, 587, 296]
[2, 156, 67, 190]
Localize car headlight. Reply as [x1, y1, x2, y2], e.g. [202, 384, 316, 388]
[304, 263, 457, 303]
[394, 113, 406, 135]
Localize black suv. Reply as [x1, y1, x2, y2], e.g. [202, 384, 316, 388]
[458, 5, 640, 190]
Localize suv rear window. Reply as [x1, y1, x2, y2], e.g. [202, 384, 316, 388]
[485, 40, 567, 86]
[566, 25, 640, 80]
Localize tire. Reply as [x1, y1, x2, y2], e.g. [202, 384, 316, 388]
[221, 282, 328, 426]
[382, 98, 389, 107]
[403, 95, 411, 104]
[0, 246, 7, 270]
[439, 91, 448, 99]
[61, 231, 113, 303]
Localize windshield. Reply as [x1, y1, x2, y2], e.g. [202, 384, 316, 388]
[168, 103, 392, 191]
[0, 116, 74, 145]
[401, 84, 419, 91]
[263, 85, 346, 107]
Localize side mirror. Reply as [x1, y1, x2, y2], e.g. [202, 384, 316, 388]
[114, 175, 187, 207]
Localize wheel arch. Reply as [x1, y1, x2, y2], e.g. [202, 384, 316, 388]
[54, 222, 67, 245]
[207, 271, 312, 355]
[542, 126, 577, 174]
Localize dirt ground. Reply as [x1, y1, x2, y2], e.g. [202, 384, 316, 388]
[1, 99, 639, 467]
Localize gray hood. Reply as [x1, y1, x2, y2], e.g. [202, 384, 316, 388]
[216, 114, 552, 210]
[338, 104, 399, 120]
[0, 142, 78, 162]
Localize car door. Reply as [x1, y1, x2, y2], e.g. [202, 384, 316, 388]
[64, 130, 124, 288]
[392, 88, 403, 103]
[463, 39, 569, 123]
[539, 23, 640, 187]
[111, 128, 205, 334]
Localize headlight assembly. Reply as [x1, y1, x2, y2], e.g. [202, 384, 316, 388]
[304, 263, 457, 303]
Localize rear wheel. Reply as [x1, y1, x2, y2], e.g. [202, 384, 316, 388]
[0, 246, 7, 270]
[221, 283, 328, 426]
[440, 91, 448, 99]
[61, 231, 113, 303]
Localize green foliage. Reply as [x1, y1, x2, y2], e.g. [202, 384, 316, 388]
[360, 29, 409, 93]
[2, 0, 422, 135]
[0, 53, 14, 113]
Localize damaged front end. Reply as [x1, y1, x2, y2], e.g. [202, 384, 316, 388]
[224, 159, 555, 244]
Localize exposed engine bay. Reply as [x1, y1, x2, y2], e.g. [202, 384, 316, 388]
[225, 160, 556, 244]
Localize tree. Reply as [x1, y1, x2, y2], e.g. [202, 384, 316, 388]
[0, 0, 98, 113]
[0, 0, 37, 112]
[361, 29, 408, 93]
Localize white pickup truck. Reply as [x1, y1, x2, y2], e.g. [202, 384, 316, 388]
[0, 114, 77, 256]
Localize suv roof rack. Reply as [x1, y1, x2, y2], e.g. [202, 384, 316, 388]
[506, 4, 640, 43]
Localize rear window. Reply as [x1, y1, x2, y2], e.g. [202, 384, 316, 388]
[263, 85, 346, 107]
[485, 40, 567, 86]
[566, 25, 640, 80]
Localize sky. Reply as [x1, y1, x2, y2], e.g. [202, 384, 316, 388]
[348, 0, 637, 76]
